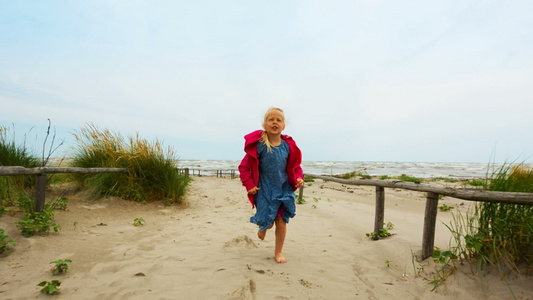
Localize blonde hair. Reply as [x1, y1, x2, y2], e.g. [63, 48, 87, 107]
[261, 107, 285, 153]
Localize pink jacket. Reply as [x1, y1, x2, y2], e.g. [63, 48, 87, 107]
[238, 130, 303, 208]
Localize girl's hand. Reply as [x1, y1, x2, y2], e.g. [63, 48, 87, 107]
[247, 187, 260, 195]
[295, 178, 304, 188]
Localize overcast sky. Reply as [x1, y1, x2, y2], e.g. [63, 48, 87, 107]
[1, 1, 532, 163]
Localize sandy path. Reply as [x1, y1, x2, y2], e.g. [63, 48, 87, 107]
[1, 177, 531, 299]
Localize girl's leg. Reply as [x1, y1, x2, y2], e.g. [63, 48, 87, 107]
[257, 222, 274, 240]
[274, 216, 287, 263]
[258, 205, 284, 241]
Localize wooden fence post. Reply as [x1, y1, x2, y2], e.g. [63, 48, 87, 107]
[373, 186, 385, 240]
[34, 173, 47, 213]
[421, 192, 439, 260]
[298, 185, 304, 203]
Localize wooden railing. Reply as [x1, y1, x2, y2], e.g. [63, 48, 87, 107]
[5, 166, 531, 261]
[303, 174, 533, 260]
[0, 166, 128, 213]
[178, 168, 236, 179]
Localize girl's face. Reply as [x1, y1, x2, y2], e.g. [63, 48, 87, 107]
[263, 110, 285, 136]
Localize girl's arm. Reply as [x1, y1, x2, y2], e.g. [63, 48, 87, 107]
[238, 154, 257, 192]
[294, 165, 303, 180]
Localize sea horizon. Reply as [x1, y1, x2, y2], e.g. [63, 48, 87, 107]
[47, 157, 508, 179]
[176, 159, 504, 179]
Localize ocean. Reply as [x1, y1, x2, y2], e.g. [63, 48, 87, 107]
[177, 160, 499, 179]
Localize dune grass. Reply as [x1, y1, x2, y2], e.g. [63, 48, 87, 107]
[70, 124, 189, 204]
[446, 163, 533, 277]
[0, 126, 40, 203]
[476, 164, 533, 273]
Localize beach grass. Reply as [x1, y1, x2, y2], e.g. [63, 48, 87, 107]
[0, 126, 40, 203]
[445, 162, 533, 279]
[476, 163, 533, 273]
[70, 124, 189, 204]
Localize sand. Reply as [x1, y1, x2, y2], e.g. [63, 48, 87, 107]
[1, 176, 531, 299]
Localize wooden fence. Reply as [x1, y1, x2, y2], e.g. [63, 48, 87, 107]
[178, 168, 236, 179]
[0, 166, 128, 213]
[303, 174, 533, 260]
[3, 166, 532, 260]
[0, 166, 231, 213]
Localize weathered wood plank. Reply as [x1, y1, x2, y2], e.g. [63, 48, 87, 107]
[0, 166, 128, 176]
[421, 192, 439, 260]
[35, 174, 47, 212]
[0, 166, 42, 175]
[373, 186, 385, 241]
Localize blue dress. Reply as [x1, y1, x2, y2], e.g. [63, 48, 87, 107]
[250, 140, 296, 230]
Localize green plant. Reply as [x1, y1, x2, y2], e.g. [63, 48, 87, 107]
[16, 195, 35, 214]
[70, 124, 189, 204]
[464, 233, 484, 253]
[339, 170, 371, 180]
[464, 179, 485, 187]
[385, 260, 391, 267]
[0, 228, 16, 254]
[432, 248, 458, 264]
[133, 217, 145, 226]
[428, 248, 458, 291]
[16, 210, 61, 237]
[297, 195, 306, 204]
[438, 204, 454, 212]
[379, 175, 391, 180]
[46, 197, 68, 211]
[37, 280, 61, 295]
[0, 125, 40, 202]
[398, 174, 423, 183]
[366, 228, 392, 240]
[385, 221, 394, 229]
[476, 163, 533, 273]
[439, 161, 533, 295]
[50, 259, 72, 274]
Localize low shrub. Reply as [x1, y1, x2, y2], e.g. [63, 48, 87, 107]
[15, 210, 61, 237]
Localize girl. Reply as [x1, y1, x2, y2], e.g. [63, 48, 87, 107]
[239, 107, 304, 263]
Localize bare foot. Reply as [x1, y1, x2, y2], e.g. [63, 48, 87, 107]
[257, 223, 274, 240]
[275, 253, 286, 263]
[258, 229, 267, 240]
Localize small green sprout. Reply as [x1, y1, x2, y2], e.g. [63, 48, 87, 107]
[133, 217, 145, 226]
[51, 259, 72, 274]
[38, 280, 61, 294]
